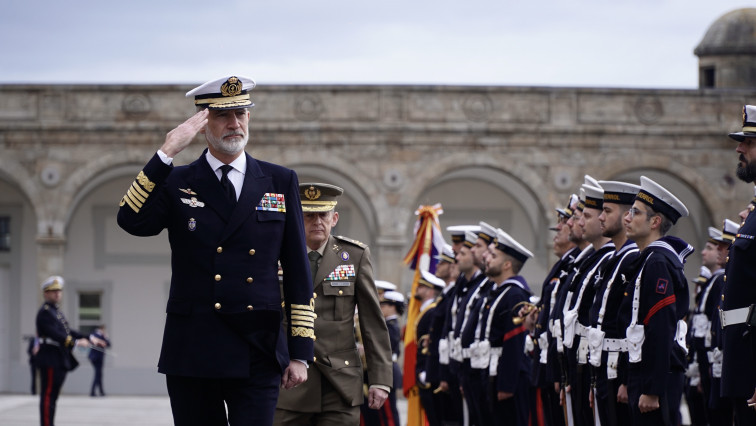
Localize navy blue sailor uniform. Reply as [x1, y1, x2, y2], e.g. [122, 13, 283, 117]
[562, 242, 614, 426]
[117, 151, 314, 419]
[426, 282, 462, 425]
[587, 240, 639, 426]
[459, 277, 493, 425]
[484, 276, 532, 426]
[416, 298, 441, 426]
[617, 237, 692, 426]
[720, 202, 756, 417]
[36, 300, 89, 426]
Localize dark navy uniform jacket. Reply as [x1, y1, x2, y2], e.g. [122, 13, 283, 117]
[589, 240, 639, 339]
[36, 302, 87, 371]
[117, 151, 314, 378]
[416, 301, 438, 389]
[721, 204, 756, 397]
[486, 276, 532, 393]
[618, 236, 692, 397]
[386, 317, 403, 391]
[87, 329, 111, 365]
[426, 288, 453, 385]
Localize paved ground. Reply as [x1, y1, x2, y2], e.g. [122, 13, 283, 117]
[0, 393, 408, 425]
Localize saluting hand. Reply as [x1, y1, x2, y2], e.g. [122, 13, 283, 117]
[160, 109, 209, 158]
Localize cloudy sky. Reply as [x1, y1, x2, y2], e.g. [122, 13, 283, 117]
[0, 1, 750, 88]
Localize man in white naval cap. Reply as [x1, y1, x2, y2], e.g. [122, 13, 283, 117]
[720, 104, 756, 424]
[619, 176, 693, 426]
[481, 229, 534, 426]
[117, 75, 313, 426]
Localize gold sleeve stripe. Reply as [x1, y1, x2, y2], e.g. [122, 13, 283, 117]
[126, 190, 144, 209]
[291, 327, 315, 339]
[136, 171, 156, 192]
[291, 310, 316, 318]
[291, 303, 314, 311]
[291, 314, 315, 322]
[128, 185, 147, 204]
[291, 321, 314, 327]
[123, 195, 140, 213]
[131, 181, 149, 199]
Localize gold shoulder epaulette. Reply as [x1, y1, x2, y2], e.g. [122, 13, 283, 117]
[335, 235, 367, 249]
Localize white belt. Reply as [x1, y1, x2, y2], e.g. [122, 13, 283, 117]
[41, 338, 60, 347]
[720, 307, 749, 328]
[461, 348, 471, 359]
[575, 322, 589, 337]
[602, 338, 627, 352]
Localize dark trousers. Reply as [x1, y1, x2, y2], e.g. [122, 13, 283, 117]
[732, 397, 756, 426]
[595, 365, 630, 426]
[90, 361, 104, 396]
[30, 363, 38, 395]
[440, 374, 463, 425]
[461, 368, 490, 426]
[567, 362, 593, 426]
[419, 386, 441, 426]
[39, 366, 67, 426]
[489, 371, 530, 426]
[166, 367, 281, 426]
[539, 384, 565, 426]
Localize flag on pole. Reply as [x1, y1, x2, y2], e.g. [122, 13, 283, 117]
[402, 203, 445, 425]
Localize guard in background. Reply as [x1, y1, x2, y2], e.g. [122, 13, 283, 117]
[619, 176, 692, 426]
[721, 104, 756, 424]
[88, 324, 111, 397]
[414, 271, 445, 426]
[377, 289, 405, 426]
[36, 276, 106, 426]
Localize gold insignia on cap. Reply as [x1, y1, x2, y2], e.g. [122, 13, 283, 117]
[743, 106, 747, 126]
[304, 186, 321, 201]
[221, 76, 243, 97]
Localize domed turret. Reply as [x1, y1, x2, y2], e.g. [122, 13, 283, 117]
[694, 8, 756, 88]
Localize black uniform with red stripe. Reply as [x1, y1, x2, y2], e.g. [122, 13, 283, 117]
[618, 236, 691, 426]
[36, 301, 88, 426]
[485, 276, 532, 426]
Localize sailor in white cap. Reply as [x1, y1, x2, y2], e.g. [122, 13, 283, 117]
[588, 180, 641, 425]
[117, 75, 314, 426]
[720, 104, 756, 420]
[562, 183, 615, 425]
[481, 229, 533, 426]
[376, 289, 405, 426]
[619, 176, 693, 425]
[434, 243, 459, 286]
[36, 276, 106, 426]
[688, 224, 729, 424]
[414, 270, 446, 425]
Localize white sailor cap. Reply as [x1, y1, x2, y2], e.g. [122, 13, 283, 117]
[598, 181, 640, 205]
[375, 280, 397, 292]
[728, 105, 756, 142]
[447, 225, 480, 245]
[707, 226, 725, 244]
[722, 219, 739, 242]
[186, 75, 256, 110]
[435, 244, 456, 263]
[41, 275, 64, 292]
[381, 290, 406, 304]
[693, 266, 712, 285]
[478, 221, 497, 244]
[419, 270, 446, 289]
[493, 228, 533, 263]
[576, 188, 586, 212]
[584, 174, 601, 188]
[635, 176, 689, 224]
[463, 230, 478, 248]
[556, 193, 579, 218]
[582, 184, 604, 210]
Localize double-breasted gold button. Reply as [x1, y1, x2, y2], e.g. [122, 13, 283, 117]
[214, 303, 221, 310]
[247, 305, 254, 311]
[249, 249, 256, 255]
[338, 290, 343, 295]
[217, 247, 223, 253]
[215, 274, 221, 282]
[247, 277, 254, 283]
[345, 360, 350, 366]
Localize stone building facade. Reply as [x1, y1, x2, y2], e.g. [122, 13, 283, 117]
[0, 9, 754, 396]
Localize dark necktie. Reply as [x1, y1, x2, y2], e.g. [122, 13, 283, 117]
[219, 165, 236, 205]
[308, 251, 321, 284]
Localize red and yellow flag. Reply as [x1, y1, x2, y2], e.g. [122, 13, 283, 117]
[402, 204, 445, 426]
